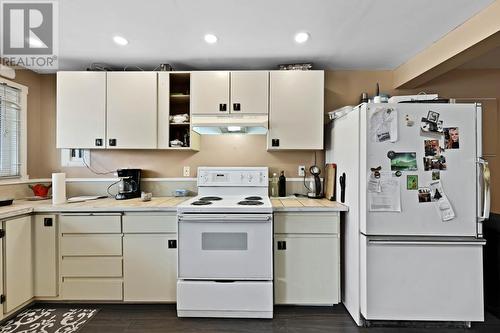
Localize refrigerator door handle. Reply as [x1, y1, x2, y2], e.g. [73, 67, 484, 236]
[477, 157, 491, 222]
[368, 240, 486, 246]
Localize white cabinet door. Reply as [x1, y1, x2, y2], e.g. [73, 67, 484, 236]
[274, 235, 339, 305]
[123, 234, 177, 301]
[56, 72, 106, 148]
[4, 216, 33, 313]
[191, 71, 229, 115]
[230, 71, 268, 114]
[268, 71, 324, 150]
[107, 72, 158, 149]
[33, 215, 57, 297]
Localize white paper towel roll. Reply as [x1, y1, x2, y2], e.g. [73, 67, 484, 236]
[52, 173, 66, 204]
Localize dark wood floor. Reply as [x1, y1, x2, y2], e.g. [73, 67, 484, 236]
[34, 303, 500, 333]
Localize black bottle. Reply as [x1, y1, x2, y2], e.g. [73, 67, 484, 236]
[278, 171, 286, 197]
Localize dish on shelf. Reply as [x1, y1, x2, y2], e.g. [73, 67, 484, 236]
[170, 139, 185, 148]
[170, 114, 189, 124]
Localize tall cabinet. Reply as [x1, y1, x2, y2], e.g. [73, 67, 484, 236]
[268, 70, 324, 150]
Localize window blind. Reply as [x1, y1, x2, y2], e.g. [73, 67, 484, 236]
[0, 83, 21, 178]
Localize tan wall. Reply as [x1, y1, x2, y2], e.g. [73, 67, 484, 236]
[8, 68, 500, 211]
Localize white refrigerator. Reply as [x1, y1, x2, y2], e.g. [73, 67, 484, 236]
[326, 103, 490, 326]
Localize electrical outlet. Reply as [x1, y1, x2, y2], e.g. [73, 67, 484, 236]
[61, 149, 90, 167]
[183, 166, 190, 177]
[298, 165, 306, 177]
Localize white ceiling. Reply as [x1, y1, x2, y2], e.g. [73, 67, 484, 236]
[56, 0, 495, 72]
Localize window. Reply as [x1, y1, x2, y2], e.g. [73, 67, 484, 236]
[0, 81, 26, 180]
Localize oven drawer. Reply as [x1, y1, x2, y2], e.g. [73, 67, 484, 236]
[178, 215, 272, 279]
[177, 280, 273, 318]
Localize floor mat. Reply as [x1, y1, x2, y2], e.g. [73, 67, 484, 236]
[0, 308, 99, 333]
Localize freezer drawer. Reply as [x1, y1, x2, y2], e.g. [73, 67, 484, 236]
[360, 234, 484, 322]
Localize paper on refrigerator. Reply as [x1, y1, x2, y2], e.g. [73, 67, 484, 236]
[368, 172, 401, 212]
[369, 107, 398, 143]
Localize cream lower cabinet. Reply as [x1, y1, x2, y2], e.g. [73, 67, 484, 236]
[123, 214, 177, 302]
[274, 212, 340, 305]
[59, 214, 123, 301]
[3, 216, 33, 313]
[33, 215, 58, 298]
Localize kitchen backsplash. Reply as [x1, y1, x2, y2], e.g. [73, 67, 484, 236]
[0, 178, 321, 200]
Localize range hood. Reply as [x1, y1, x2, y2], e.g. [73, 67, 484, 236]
[192, 114, 268, 135]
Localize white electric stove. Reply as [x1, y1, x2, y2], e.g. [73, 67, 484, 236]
[176, 167, 273, 319]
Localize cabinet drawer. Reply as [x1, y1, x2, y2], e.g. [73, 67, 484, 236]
[61, 257, 123, 277]
[274, 213, 339, 234]
[61, 235, 123, 256]
[60, 215, 121, 233]
[123, 214, 176, 233]
[61, 278, 123, 300]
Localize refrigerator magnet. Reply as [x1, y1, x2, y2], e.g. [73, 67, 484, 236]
[432, 171, 440, 180]
[406, 175, 418, 190]
[390, 152, 418, 171]
[418, 187, 431, 203]
[444, 127, 459, 149]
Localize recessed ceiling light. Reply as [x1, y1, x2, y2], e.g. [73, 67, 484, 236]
[294, 32, 310, 44]
[113, 35, 128, 46]
[204, 34, 218, 44]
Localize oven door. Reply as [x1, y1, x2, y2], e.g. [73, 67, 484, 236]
[177, 214, 272, 280]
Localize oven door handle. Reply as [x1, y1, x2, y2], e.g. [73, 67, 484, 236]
[178, 214, 271, 222]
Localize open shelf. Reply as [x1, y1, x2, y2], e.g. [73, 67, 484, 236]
[168, 73, 195, 149]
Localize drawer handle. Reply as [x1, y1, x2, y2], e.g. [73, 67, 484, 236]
[219, 103, 227, 112]
[168, 239, 177, 249]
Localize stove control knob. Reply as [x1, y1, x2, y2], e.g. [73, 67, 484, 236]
[247, 174, 254, 182]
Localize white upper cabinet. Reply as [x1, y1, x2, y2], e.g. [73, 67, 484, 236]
[191, 71, 230, 115]
[57, 72, 106, 149]
[106, 72, 158, 149]
[268, 71, 324, 150]
[230, 71, 269, 114]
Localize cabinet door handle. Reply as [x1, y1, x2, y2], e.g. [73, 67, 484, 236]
[168, 239, 177, 249]
[109, 138, 117, 147]
[43, 217, 53, 227]
[277, 241, 287, 250]
[219, 103, 227, 112]
[272, 139, 280, 147]
[95, 138, 103, 147]
[233, 103, 241, 111]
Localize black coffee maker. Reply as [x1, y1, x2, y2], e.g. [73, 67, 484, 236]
[115, 169, 141, 200]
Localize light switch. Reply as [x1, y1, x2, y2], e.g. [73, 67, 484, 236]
[183, 166, 190, 177]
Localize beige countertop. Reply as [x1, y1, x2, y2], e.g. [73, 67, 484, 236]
[271, 197, 348, 212]
[0, 196, 347, 220]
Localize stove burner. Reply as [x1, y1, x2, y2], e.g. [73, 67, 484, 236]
[191, 200, 213, 206]
[238, 200, 264, 206]
[199, 196, 223, 201]
[245, 196, 263, 201]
